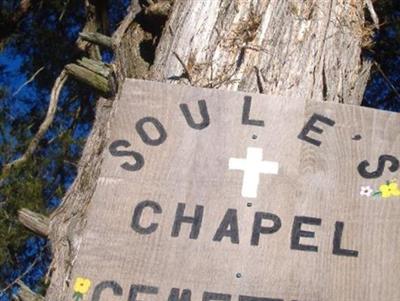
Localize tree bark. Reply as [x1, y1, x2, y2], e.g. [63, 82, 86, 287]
[45, 0, 373, 299]
[151, 0, 371, 104]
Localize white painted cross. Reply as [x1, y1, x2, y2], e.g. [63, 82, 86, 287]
[229, 147, 279, 198]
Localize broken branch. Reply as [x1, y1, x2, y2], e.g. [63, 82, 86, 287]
[173, 52, 193, 84]
[17, 280, 45, 301]
[3, 70, 68, 174]
[112, 1, 141, 47]
[65, 59, 115, 96]
[18, 208, 50, 237]
[365, 0, 379, 29]
[13, 66, 45, 97]
[79, 32, 112, 49]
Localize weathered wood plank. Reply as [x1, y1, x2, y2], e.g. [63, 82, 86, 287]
[295, 102, 400, 300]
[46, 1, 374, 299]
[67, 80, 400, 301]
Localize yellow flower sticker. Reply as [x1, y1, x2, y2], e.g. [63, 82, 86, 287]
[360, 179, 400, 199]
[73, 277, 91, 301]
[379, 181, 400, 198]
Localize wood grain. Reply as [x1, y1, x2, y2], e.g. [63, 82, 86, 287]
[46, 1, 375, 299]
[70, 80, 400, 301]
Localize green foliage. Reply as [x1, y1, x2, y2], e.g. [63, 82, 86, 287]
[0, 0, 126, 295]
[0, 0, 93, 267]
[0, 161, 46, 266]
[0, 125, 86, 268]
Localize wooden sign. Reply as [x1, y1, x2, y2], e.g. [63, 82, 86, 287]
[70, 79, 400, 301]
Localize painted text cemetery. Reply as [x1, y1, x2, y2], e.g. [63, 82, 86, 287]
[70, 80, 400, 301]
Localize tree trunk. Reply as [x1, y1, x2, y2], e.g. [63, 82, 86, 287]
[45, 0, 373, 299]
